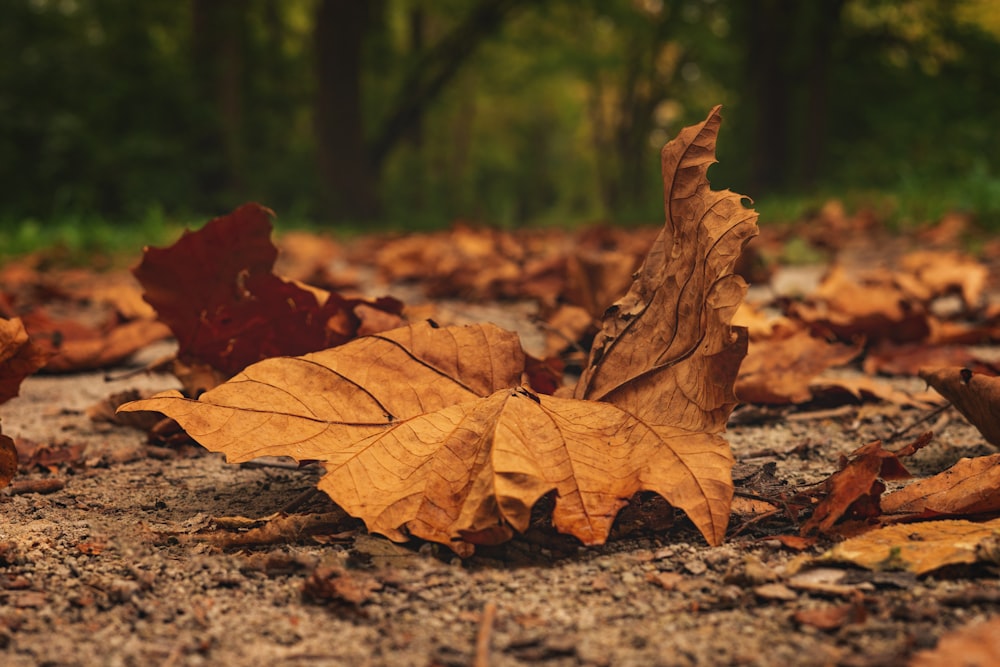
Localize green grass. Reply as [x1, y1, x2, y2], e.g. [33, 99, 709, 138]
[1, 213, 179, 268]
[5, 171, 1000, 267]
[753, 168, 1000, 232]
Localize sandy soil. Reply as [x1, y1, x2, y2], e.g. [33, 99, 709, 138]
[2, 307, 999, 667]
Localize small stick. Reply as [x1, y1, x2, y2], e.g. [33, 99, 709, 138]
[884, 402, 951, 443]
[473, 601, 498, 667]
[281, 487, 321, 513]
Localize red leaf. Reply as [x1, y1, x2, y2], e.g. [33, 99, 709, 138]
[133, 203, 403, 381]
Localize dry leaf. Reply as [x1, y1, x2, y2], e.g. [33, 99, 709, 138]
[303, 566, 382, 606]
[820, 517, 1000, 575]
[789, 265, 930, 343]
[0, 425, 16, 489]
[882, 453, 1000, 517]
[808, 375, 941, 409]
[899, 250, 987, 310]
[863, 342, 998, 377]
[801, 434, 931, 536]
[133, 202, 403, 387]
[737, 330, 861, 404]
[792, 598, 867, 631]
[540, 304, 594, 361]
[121, 106, 757, 553]
[564, 249, 638, 319]
[27, 317, 171, 373]
[910, 616, 1000, 667]
[0, 317, 51, 403]
[920, 367, 1000, 446]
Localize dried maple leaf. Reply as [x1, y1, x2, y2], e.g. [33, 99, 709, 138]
[920, 367, 1000, 446]
[132, 203, 403, 390]
[121, 106, 757, 553]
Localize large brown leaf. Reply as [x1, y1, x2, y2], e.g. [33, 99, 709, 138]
[121, 322, 736, 552]
[121, 107, 756, 553]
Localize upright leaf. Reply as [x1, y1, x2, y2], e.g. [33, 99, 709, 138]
[575, 105, 757, 434]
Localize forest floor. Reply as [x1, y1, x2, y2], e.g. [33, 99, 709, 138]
[3, 229, 1000, 667]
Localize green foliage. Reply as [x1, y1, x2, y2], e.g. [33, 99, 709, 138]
[3, 0, 1000, 234]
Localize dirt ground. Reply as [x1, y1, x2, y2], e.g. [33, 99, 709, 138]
[3, 278, 1000, 667]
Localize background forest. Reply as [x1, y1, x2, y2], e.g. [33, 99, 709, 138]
[3, 0, 1000, 238]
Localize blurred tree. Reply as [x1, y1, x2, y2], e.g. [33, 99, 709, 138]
[313, 0, 528, 220]
[192, 0, 248, 196]
[3, 0, 1000, 227]
[729, 0, 848, 192]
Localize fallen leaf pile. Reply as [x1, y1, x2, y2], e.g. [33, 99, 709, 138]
[0, 259, 170, 372]
[120, 105, 759, 554]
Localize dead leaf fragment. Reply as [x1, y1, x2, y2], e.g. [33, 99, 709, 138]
[793, 598, 867, 631]
[789, 265, 930, 343]
[737, 330, 861, 404]
[303, 566, 382, 606]
[802, 434, 931, 536]
[25, 316, 171, 373]
[920, 367, 1000, 446]
[882, 453, 1000, 517]
[0, 317, 51, 403]
[910, 616, 1000, 667]
[820, 517, 1000, 575]
[0, 427, 16, 489]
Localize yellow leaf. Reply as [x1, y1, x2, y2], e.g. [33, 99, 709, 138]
[820, 517, 1000, 575]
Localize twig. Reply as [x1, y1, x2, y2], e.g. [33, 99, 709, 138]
[474, 601, 498, 667]
[281, 487, 321, 513]
[884, 402, 952, 443]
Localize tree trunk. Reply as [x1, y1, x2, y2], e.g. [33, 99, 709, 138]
[801, 0, 847, 187]
[744, 0, 796, 193]
[191, 0, 247, 198]
[370, 0, 525, 168]
[313, 0, 380, 220]
[313, 0, 526, 222]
